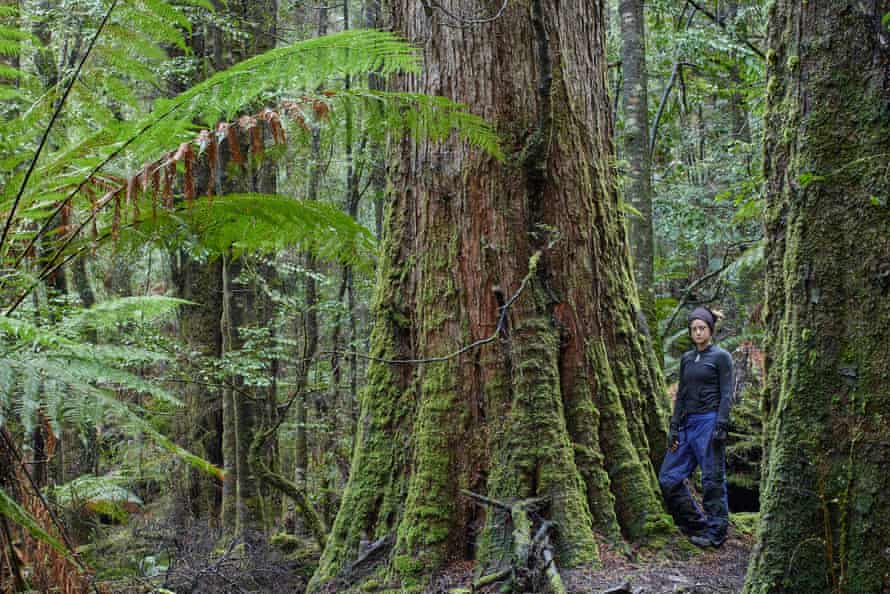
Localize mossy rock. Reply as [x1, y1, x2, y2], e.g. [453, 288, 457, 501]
[270, 532, 302, 553]
[730, 512, 759, 536]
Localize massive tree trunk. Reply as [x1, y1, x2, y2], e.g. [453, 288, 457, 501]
[743, 3, 890, 593]
[309, 0, 670, 589]
[619, 0, 656, 338]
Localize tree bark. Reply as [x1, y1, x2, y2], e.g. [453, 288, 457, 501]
[743, 3, 890, 593]
[619, 0, 656, 340]
[309, 0, 670, 588]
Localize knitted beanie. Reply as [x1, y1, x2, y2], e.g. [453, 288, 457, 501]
[687, 306, 716, 334]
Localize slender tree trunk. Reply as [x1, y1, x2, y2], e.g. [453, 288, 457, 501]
[220, 256, 238, 530]
[293, 0, 327, 512]
[619, 0, 656, 339]
[310, 0, 669, 588]
[174, 0, 278, 530]
[743, 3, 890, 593]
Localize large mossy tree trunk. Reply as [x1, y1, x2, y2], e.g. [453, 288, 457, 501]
[743, 3, 890, 593]
[309, 0, 669, 589]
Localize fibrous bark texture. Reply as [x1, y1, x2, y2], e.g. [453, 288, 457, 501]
[619, 0, 656, 336]
[309, 0, 670, 590]
[743, 3, 890, 593]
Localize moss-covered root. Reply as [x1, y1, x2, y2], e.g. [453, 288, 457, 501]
[588, 338, 665, 541]
[480, 311, 599, 569]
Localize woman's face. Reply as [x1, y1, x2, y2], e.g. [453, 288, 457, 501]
[690, 319, 712, 348]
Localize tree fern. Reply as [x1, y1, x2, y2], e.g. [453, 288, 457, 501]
[0, 297, 220, 476]
[63, 295, 190, 331]
[2, 28, 500, 286]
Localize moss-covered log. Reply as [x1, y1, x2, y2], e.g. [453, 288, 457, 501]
[743, 3, 890, 593]
[308, 0, 670, 589]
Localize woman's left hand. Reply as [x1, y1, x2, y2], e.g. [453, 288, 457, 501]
[711, 422, 728, 445]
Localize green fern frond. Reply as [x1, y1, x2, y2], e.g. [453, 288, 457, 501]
[65, 296, 191, 332]
[134, 0, 193, 36]
[125, 193, 377, 271]
[86, 343, 172, 365]
[0, 64, 24, 80]
[0, 485, 70, 559]
[48, 473, 143, 508]
[102, 23, 171, 63]
[2, 356, 218, 478]
[0, 364, 12, 426]
[341, 89, 503, 160]
[0, 316, 81, 351]
[52, 358, 183, 408]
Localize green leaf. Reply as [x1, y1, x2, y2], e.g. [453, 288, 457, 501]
[798, 172, 826, 188]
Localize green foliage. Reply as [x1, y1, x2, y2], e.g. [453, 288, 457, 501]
[0, 297, 219, 477]
[126, 193, 377, 271]
[1, 27, 498, 293]
[48, 473, 143, 519]
[0, 484, 70, 559]
[609, 0, 768, 359]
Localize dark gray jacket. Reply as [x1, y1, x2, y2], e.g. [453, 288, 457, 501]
[670, 344, 733, 429]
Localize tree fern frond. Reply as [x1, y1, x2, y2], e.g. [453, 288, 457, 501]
[0, 316, 80, 351]
[43, 378, 67, 438]
[20, 365, 41, 436]
[93, 385, 222, 479]
[85, 343, 172, 365]
[125, 193, 378, 271]
[0, 39, 19, 58]
[137, 29, 420, 129]
[65, 296, 190, 332]
[132, 0, 193, 36]
[0, 364, 12, 427]
[0, 64, 24, 81]
[0, 22, 38, 44]
[47, 473, 143, 509]
[102, 23, 170, 63]
[2, 356, 218, 478]
[46, 357, 183, 408]
[0, 485, 69, 559]
[341, 89, 503, 159]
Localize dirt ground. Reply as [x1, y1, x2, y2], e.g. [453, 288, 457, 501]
[432, 522, 755, 594]
[562, 530, 754, 594]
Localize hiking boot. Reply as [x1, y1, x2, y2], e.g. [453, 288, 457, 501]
[689, 534, 726, 548]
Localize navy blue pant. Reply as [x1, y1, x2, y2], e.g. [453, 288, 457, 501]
[658, 412, 729, 541]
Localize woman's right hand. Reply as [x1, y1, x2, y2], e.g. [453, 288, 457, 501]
[668, 425, 680, 452]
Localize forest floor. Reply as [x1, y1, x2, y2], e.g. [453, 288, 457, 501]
[561, 528, 754, 594]
[434, 513, 757, 594]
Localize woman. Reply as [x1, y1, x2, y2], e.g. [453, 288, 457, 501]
[658, 306, 733, 548]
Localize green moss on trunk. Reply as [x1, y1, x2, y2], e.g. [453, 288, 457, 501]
[743, 3, 890, 592]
